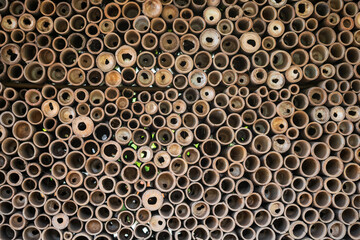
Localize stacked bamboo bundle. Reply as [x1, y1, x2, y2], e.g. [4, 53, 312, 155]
[1, 0, 360, 239]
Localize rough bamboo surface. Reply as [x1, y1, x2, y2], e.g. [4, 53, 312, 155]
[1, 0, 360, 239]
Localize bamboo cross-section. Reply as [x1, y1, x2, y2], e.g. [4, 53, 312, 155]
[1, 0, 360, 239]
